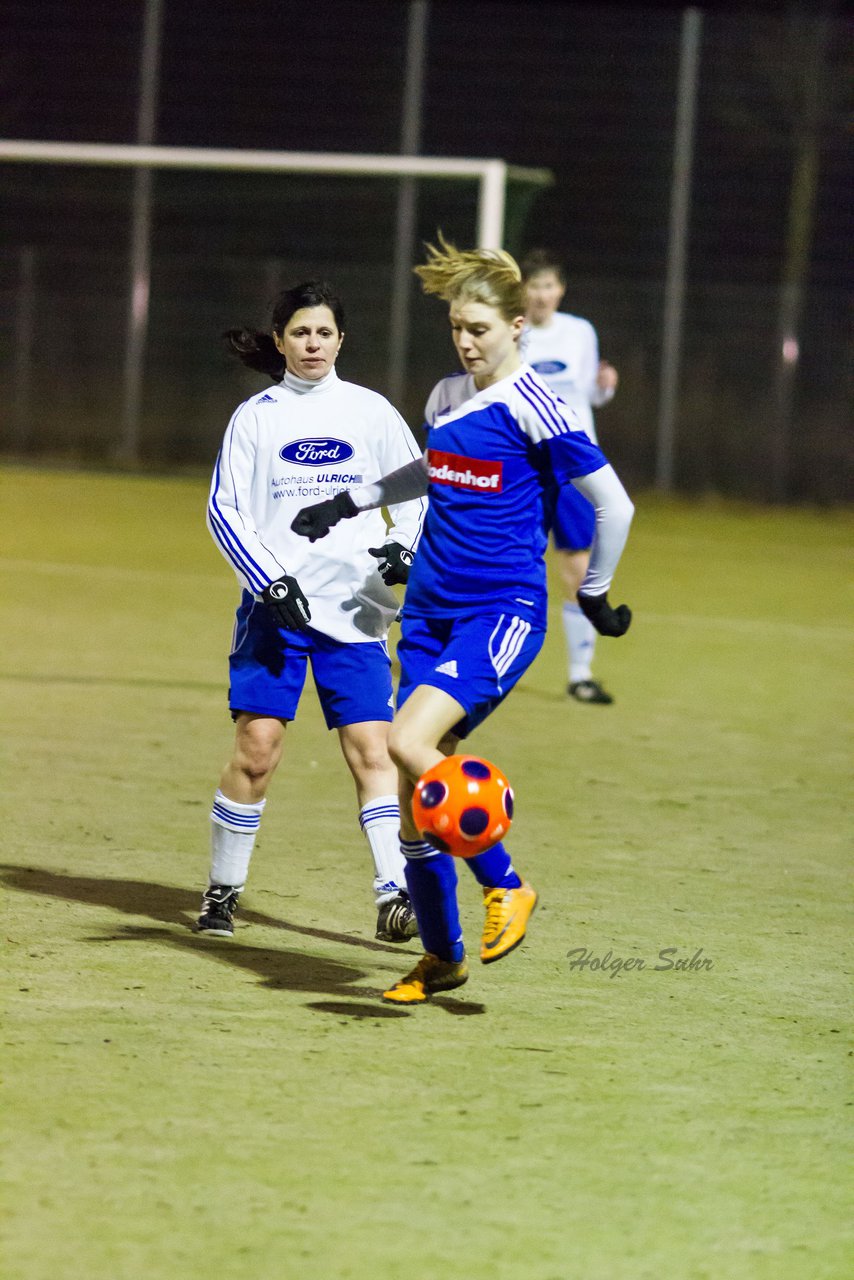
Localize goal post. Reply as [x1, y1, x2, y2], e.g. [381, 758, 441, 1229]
[0, 140, 553, 250]
[0, 140, 553, 461]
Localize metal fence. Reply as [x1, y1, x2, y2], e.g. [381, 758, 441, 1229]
[1, 1, 851, 503]
[2, 228, 849, 503]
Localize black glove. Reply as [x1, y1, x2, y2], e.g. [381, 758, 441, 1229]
[261, 575, 311, 632]
[290, 491, 359, 543]
[369, 542, 414, 586]
[577, 590, 632, 637]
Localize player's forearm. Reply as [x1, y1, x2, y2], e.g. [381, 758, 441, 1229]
[350, 455, 430, 512]
[207, 453, 286, 593]
[206, 499, 286, 593]
[571, 464, 634, 593]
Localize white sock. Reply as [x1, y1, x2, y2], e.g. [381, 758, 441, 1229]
[360, 795, 406, 901]
[209, 790, 266, 890]
[564, 601, 597, 684]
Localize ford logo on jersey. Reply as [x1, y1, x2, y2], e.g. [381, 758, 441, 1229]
[531, 360, 567, 375]
[279, 438, 355, 466]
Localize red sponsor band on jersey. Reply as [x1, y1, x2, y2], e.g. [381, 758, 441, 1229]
[427, 448, 503, 493]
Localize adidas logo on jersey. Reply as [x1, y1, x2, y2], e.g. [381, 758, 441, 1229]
[435, 660, 459, 678]
[258, 393, 276, 403]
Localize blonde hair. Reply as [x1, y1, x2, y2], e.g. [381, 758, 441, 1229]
[413, 232, 524, 322]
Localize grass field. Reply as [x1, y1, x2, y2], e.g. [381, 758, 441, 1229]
[1, 464, 851, 1280]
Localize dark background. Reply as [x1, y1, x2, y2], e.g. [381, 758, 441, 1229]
[1, 0, 851, 500]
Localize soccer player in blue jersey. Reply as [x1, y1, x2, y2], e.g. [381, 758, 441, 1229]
[522, 249, 621, 705]
[291, 238, 634, 1004]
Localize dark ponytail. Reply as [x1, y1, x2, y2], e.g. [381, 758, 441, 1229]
[222, 328, 286, 382]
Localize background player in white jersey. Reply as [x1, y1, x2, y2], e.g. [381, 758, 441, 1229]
[521, 249, 620, 705]
[291, 238, 634, 1005]
[198, 281, 426, 943]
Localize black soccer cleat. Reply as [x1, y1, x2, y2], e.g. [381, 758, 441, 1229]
[195, 883, 240, 936]
[569, 679, 614, 705]
[376, 890, 419, 943]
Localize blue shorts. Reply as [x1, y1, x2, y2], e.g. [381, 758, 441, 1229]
[396, 604, 546, 738]
[552, 483, 595, 552]
[228, 592, 393, 728]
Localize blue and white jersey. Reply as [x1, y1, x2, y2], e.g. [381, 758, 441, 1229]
[208, 367, 425, 643]
[406, 364, 608, 619]
[520, 311, 613, 442]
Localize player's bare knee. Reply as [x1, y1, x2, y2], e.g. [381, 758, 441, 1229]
[237, 754, 275, 787]
[387, 724, 420, 777]
[386, 722, 406, 766]
[233, 722, 282, 785]
[354, 746, 394, 777]
[339, 726, 394, 779]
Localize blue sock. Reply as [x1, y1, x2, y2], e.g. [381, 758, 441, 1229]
[401, 839, 465, 962]
[465, 842, 522, 890]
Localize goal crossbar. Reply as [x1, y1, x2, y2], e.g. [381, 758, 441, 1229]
[0, 140, 553, 248]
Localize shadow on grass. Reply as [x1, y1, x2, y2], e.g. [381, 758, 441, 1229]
[100, 930, 485, 1016]
[0, 863, 404, 954]
[90, 923, 373, 999]
[3, 864, 488, 1018]
[304, 1000, 411, 1019]
[306, 997, 487, 1018]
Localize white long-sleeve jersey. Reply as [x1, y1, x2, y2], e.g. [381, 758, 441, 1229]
[208, 367, 426, 643]
[520, 311, 614, 442]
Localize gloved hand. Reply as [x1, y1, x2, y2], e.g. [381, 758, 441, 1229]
[290, 492, 359, 542]
[261, 575, 311, 632]
[576, 590, 632, 637]
[369, 542, 414, 586]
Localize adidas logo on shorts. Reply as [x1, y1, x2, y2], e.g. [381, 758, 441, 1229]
[435, 660, 459, 678]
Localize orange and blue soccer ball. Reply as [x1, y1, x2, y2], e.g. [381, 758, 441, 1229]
[412, 755, 514, 857]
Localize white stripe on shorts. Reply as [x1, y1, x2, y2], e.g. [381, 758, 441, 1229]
[489, 614, 532, 682]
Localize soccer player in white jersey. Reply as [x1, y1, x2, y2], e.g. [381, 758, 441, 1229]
[198, 281, 426, 943]
[521, 249, 620, 705]
[292, 238, 634, 1004]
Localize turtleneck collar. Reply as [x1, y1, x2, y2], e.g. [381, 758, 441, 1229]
[282, 366, 339, 395]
